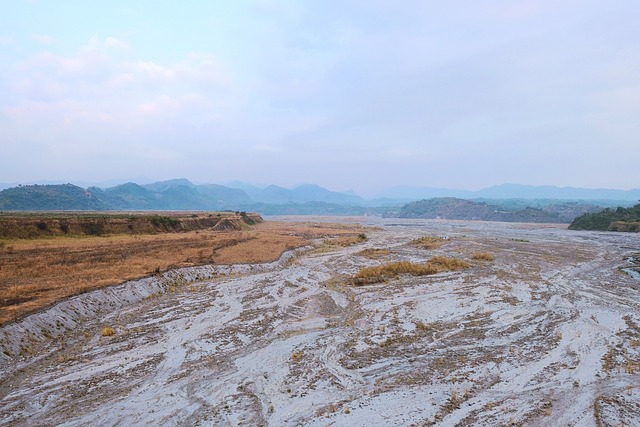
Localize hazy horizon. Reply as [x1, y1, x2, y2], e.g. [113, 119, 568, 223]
[2, 1, 639, 195]
[2, 177, 639, 201]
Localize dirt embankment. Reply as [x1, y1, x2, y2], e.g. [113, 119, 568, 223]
[0, 212, 262, 239]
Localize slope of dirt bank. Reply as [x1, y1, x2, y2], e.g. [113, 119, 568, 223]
[1, 219, 639, 426]
[0, 211, 262, 239]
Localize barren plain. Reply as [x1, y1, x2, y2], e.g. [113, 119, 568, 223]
[1, 217, 639, 426]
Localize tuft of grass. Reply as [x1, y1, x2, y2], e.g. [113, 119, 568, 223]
[472, 252, 494, 261]
[428, 256, 471, 270]
[291, 350, 304, 361]
[324, 233, 368, 247]
[356, 248, 390, 259]
[414, 320, 431, 331]
[101, 326, 116, 337]
[410, 236, 446, 250]
[351, 256, 470, 285]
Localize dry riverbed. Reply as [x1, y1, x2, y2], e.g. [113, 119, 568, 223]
[1, 218, 639, 426]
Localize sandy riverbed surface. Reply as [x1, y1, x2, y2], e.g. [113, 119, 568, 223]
[1, 218, 639, 426]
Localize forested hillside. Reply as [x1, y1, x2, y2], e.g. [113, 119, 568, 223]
[394, 198, 580, 223]
[569, 204, 640, 231]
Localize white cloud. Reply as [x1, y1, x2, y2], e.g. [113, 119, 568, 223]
[104, 37, 128, 50]
[135, 94, 180, 116]
[32, 34, 55, 45]
[4, 37, 239, 132]
[135, 61, 175, 81]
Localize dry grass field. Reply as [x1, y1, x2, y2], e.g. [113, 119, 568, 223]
[0, 214, 366, 325]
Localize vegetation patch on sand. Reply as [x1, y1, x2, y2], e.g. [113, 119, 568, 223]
[100, 326, 116, 337]
[351, 256, 470, 285]
[472, 252, 495, 261]
[409, 235, 447, 250]
[323, 233, 368, 247]
[356, 248, 391, 259]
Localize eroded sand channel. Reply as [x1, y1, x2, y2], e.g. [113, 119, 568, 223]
[1, 219, 639, 426]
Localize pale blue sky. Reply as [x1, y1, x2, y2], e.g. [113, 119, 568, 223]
[1, 1, 639, 194]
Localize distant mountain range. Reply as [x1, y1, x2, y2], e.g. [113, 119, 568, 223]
[0, 179, 365, 212]
[379, 183, 640, 203]
[0, 179, 636, 222]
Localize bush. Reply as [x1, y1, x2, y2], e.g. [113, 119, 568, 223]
[240, 211, 256, 225]
[81, 221, 105, 235]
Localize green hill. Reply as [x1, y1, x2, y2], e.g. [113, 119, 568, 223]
[0, 184, 107, 211]
[395, 197, 567, 223]
[568, 204, 640, 231]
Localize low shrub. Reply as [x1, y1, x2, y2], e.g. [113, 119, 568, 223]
[150, 215, 179, 229]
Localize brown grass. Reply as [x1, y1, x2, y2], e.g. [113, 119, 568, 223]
[472, 252, 495, 261]
[356, 248, 391, 259]
[323, 233, 368, 247]
[410, 236, 446, 250]
[0, 218, 367, 325]
[351, 256, 470, 285]
[101, 326, 116, 337]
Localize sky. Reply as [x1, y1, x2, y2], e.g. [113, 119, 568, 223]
[1, 0, 639, 195]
